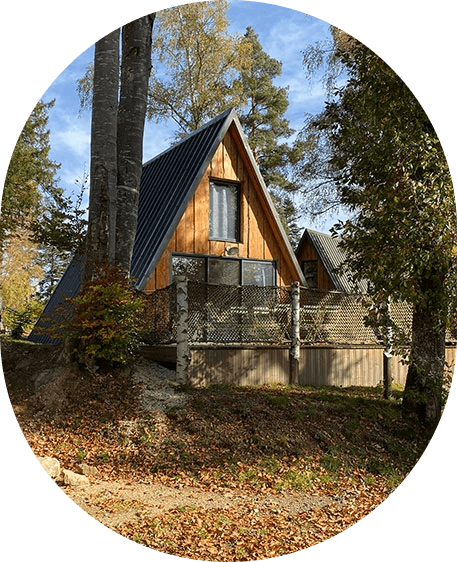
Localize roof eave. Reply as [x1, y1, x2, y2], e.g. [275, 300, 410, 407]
[229, 114, 307, 287]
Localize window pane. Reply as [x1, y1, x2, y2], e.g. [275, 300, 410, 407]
[242, 261, 275, 287]
[172, 256, 206, 282]
[303, 260, 318, 288]
[208, 258, 240, 285]
[209, 182, 239, 241]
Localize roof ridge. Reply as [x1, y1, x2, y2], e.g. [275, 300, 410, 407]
[306, 228, 339, 239]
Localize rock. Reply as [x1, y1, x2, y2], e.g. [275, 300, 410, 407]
[38, 456, 61, 479]
[32, 366, 79, 413]
[78, 463, 98, 477]
[34, 369, 60, 392]
[62, 469, 90, 486]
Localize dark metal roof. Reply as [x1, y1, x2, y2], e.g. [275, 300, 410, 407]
[131, 108, 236, 288]
[28, 256, 83, 344]
[29, 110, 233, 344]
[299, 229, 368, 293]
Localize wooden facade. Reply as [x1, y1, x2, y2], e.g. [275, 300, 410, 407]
[144, 124, 300, 292]
[295, 238, 336, 292]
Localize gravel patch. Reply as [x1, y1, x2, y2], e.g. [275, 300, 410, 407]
[132, 358, 191, 413]
[65, 479, 335, 528]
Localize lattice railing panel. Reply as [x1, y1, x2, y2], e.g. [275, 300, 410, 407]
[142, 284, 176, 344]
[299, 288, 378, 344]
[187, 282, 292, 344]
[141, 282, 430, 346]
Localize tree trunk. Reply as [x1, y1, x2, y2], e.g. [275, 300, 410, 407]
[83, 29, 120, 283]
[115, 14, 155, 277]
[175, 276, 190, 385]
[402, 299, 446, 426]
[289, 282, 300, 385]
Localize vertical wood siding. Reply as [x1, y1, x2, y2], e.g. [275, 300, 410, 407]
[144, 126, 298, 291]
[299, 346, 384, 387]
[189, 346, 290, 387]
[390, 346, 456, 385]
[149, 344, 455, 388]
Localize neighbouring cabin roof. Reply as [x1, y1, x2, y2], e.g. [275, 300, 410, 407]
[28, 256, 84, 344]
[29, 109, 304, 344]
[296, 229, 369, 293]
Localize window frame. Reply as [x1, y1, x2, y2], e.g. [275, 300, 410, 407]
[241, 259, 276, 287]
[208, 180, 241, 243]
[302, 260, 318, 289]
[171, 253, 277, 287]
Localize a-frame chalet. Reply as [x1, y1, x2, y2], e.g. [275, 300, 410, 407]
[30, 109, 305, 343]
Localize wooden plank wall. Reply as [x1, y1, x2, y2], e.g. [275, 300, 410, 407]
[155, 343, 456, 388]
[299, 345, 384, 387]
[189, 346, 290, 387]
[295, 238, 335, 291]
[144, 126, 298, 292]
[390, 345, 456, 386]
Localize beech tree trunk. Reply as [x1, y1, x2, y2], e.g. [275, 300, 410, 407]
[115, 14, 155, 277]
[402, 275, 447, 425]
[83, 29, 120, 283]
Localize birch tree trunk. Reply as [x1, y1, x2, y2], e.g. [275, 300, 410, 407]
[115, 14, 155, 276]
[83, 29, 119, 283]
[289, 282, 300, 385]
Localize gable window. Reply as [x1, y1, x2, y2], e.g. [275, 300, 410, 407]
[209, 181, 239, 242]
[303, 260, 318, 288]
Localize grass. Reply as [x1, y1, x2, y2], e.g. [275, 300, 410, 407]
[166, 381, 434, 497]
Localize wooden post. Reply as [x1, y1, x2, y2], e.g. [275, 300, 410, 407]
[383, 351, 393, 399]
[175, 276, 190, 385]
[289, 282, 300, 385]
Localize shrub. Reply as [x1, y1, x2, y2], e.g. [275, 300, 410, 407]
[6, 300, 43, 339]
[64, 267, 146, 368]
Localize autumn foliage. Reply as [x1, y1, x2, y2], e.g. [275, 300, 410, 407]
[64, 267, 146, 367]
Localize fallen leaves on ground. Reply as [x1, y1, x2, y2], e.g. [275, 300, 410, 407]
[3, 338, 434, 561]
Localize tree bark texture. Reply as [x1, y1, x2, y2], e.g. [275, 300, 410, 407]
[402, 288, 447, 425]
[115, 14, 155, 277]
[289, 282, 300, 385]
[83, 29, 120, 283]
[175, 276, 190, 385]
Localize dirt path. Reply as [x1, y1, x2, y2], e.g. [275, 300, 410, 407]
[64, 478, 335, 529]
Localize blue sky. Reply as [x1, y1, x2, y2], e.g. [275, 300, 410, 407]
[39, 1, 334, 229]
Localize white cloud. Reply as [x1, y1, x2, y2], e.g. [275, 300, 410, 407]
[54, 120, 91, 160]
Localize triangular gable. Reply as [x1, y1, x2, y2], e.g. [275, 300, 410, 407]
[296, 229, 368, 293]
[132, 108, 305, 289]
[131, 109, 235, 288]
[223, 114, 306, 288]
